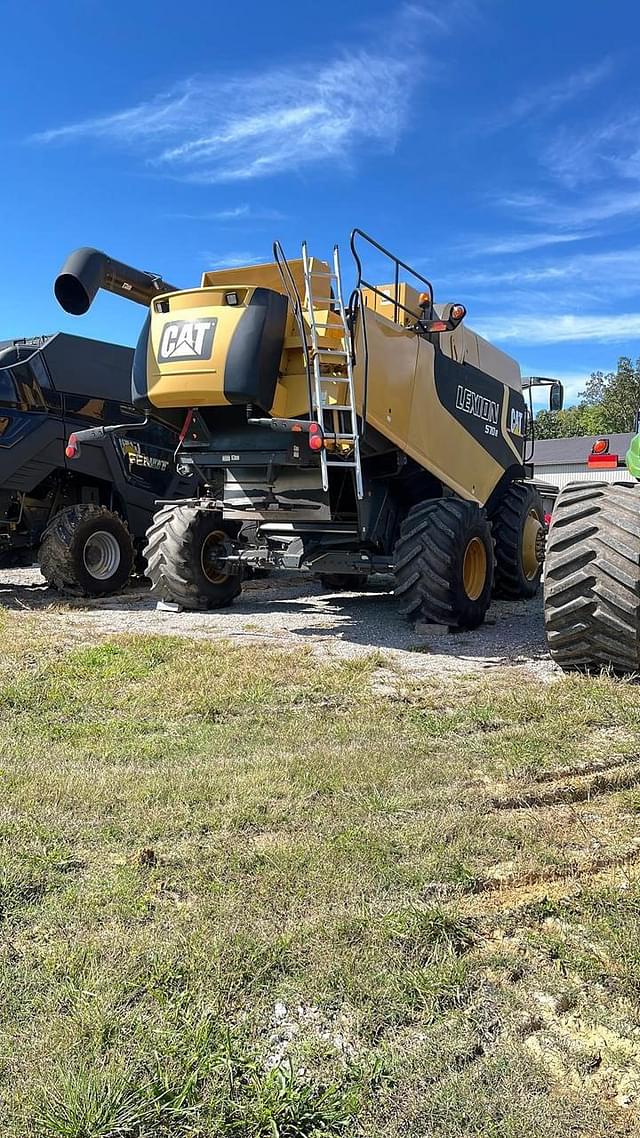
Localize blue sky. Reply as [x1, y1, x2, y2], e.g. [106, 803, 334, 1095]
[3, 0, 640, 408]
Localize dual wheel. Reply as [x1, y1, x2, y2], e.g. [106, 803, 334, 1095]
[394, 482, 545, 628]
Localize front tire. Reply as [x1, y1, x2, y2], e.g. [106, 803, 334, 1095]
[492, 482, 545, 599]
[544, 482, 640, 673]
[394, 498, 494, 628]
[39, 504, 133, 596]
[144, 504, 242, 610]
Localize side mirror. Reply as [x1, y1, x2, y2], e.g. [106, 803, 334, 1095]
[522, 376, 564, 412]
[550, 382, 564, 412]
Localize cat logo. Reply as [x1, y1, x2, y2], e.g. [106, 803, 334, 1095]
[510, 409, 524, 437]
[158, 319, 217, 362]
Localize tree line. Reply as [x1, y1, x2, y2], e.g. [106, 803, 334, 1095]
[534, 356, 640, 439]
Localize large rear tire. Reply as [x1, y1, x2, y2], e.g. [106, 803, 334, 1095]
[492, 482, 545, 599]
[544, 482, 640, 673]
[394, 498, 494, 628]
[39, 504, 133, 596]
[144, 504, 242, 610]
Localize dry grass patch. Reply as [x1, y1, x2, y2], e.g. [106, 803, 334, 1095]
[0, 609, 639, 1135]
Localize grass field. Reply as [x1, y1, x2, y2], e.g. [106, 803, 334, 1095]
[2, 609, 640, 1136]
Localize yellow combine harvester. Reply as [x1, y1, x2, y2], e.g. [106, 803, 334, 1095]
[55, 230, 561, 627]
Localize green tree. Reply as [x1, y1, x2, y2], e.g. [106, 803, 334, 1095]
[534, 356, 640, 439]
[596, 356, 640, 432]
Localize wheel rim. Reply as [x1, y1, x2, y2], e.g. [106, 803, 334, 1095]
[463, 537, 487, 601]
[82, 531, 121, 581]
[522, 510, 544, 580]
[201, 530, 230, 584]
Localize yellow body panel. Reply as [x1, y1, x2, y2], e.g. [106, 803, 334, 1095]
[361, 282, 423, 327]
[147, 287, 245, 408]
[143, 251, 524, 504]
[352, 313, 505, 503]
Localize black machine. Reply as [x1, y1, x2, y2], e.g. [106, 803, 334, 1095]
[0, 332, 190, 594]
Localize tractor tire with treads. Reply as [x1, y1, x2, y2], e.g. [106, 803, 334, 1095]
[393, 498, 494, 628]
[39, 504, 133, 596]
[492, 482, 545, 599]
[144, 504, 242, 610]
[544, 481, 640, 673]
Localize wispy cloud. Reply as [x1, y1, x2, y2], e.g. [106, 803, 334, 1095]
[494, 183, 640, 245]
[463, 231, 588, 256]
[486, 59, 613, 132]
[200, 251, 264, 269]
[449, 246, 640, 290]
[542, 114, 640, 188]
[30, 6, 438, 183]
[475, 312, 640, 345]
[171, 204, 287, 222]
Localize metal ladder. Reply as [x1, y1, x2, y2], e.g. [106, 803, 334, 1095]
[301, 242, 364, 500]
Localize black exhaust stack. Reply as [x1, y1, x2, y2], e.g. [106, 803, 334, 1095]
[54, 247, 179, 315]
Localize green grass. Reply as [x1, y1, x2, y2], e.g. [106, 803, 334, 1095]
[1, 612, 640, 1135]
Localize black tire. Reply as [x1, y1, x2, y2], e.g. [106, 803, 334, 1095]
[394, 498, 494, 628]
[544, 482, 640, 674]
[492, 482, 545, 599]
[318, 573, 369, 591]
[144, 504, 242, 610]
[39, 504, 133, 596]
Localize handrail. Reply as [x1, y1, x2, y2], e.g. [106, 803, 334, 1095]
[349, 228, 434, 325]
[273, 240, 314, 417]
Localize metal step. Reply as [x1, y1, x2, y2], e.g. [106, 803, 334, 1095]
[301, 241, 364, 500]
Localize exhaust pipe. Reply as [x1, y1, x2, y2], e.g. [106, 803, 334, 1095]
[54, 247, 179, 315]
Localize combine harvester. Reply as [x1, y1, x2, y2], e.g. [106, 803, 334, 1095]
[54, 232, 561, 629]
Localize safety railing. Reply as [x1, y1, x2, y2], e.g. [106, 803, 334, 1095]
[349, 228, 434, 325]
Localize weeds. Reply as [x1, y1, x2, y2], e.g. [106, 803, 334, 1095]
[0, 616, 639, 1134]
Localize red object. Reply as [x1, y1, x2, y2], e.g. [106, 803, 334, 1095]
[178, 409, 194, 445]
[65, 433, 78, 459]
[451, 304, 466, 321]
[429, 321, 449, 332]
[591, 438, 609, 455]
[308, 422, 324, 450]
[587, 453, 618, 468]
[544, 512, 552, 527]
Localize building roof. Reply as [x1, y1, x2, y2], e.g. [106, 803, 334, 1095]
[533, 432, 633, 466]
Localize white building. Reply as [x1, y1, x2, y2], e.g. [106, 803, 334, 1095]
[532, 432, 634, 492]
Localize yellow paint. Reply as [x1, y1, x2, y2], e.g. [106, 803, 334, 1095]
[142, 250, 524, 505]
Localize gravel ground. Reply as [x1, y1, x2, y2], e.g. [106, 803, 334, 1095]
[0, 565, 559, 680]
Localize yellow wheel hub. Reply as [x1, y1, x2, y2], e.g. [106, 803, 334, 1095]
[201, 530, 230, 585]
[463, 537, 487, 601]
[522, 510, 544, 581]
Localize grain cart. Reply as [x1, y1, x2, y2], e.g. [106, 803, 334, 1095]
[544, 422, 640, 673]
[0, 332, 191, 594]
[54, 232, 556, 626]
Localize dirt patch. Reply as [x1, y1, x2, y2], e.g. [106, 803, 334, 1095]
[0, 565, 558, 680]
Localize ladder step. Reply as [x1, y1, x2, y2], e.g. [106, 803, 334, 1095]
[321, 405, 355, 412]
[311, 347, 349, 357]
[325, 460, 360, 468]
